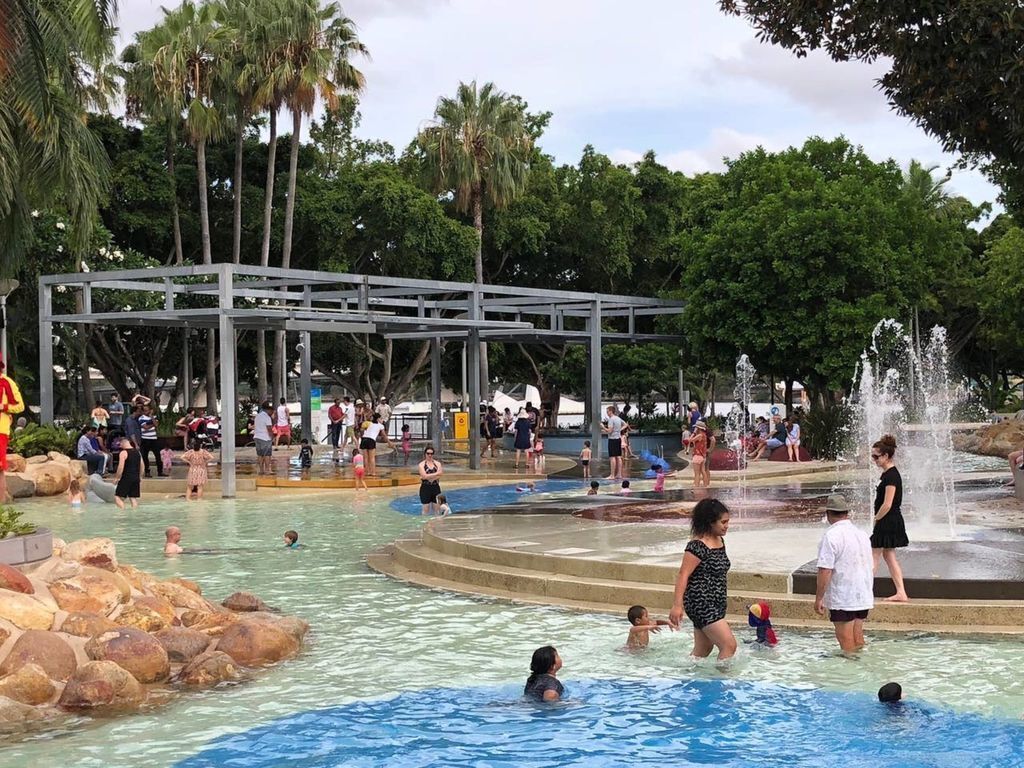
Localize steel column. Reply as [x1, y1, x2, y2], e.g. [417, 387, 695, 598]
[182, 333, 191, 410]
[430, 336, 442, 453]
[467, 330, 481, 470]
[38, 283, 54, 423]
[589, 300, 602, 460]
[300, 330, 312, 441]
[217, 266, 236, 498]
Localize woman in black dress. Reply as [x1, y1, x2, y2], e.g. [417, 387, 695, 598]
[668, 498, 737, 661]
[113, 434, 142, 510]
[417, 447, 443, 515]
[512, 409, 532, 469]
[871, 434, 909, 602]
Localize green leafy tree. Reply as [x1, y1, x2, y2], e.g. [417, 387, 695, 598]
[978, 226, 1024, 406]
[719, 1, 1024, 211]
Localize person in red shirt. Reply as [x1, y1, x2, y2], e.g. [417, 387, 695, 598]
[0, 361, 25, 503]
[327, 397, 344, 460]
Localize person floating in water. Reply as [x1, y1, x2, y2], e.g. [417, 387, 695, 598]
[284, 530, 301, 549]
[524, 645, 564, 702]
[164, 526, 183, 556]
[878, 682, 902, 703]
[516, 482, 536, 493]
[626, 605, 673, 649]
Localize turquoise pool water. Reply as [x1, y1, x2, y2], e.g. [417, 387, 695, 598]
[3, 491, 1024, 768]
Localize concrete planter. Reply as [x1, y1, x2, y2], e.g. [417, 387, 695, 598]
[0, 528, 53, 566]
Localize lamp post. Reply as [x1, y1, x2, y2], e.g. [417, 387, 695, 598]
[0, 279, 19, 365]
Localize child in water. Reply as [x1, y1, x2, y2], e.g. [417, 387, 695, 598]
[437, 494, 452, 516]
[298, 439, 313, 475]
[284, 530, 301, 549]
[580, 441, 592, 478]
[626, 605, 674, 648]
[160, 446, 174, 476]
[587, 480, 600, 495]
[652, 464, 676, 492]
[401, 424, 412, 465]
[352, 447, 367, 490]
[164, 526, 183, 555]
[180, 438, 213, 501]
[67, 478, 86, 508]
[878, 682, 902, 703]
[516, 482, 536, 493]
[620, 480, 632, 494]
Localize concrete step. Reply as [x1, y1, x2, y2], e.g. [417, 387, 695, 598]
[370, 536, 1024, 633]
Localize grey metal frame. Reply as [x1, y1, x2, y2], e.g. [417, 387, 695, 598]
[38, 264, 684, 497]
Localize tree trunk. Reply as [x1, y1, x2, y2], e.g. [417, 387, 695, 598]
[274, 110, 302, 404]
[471, 186, 489, 402]
[256, 110, 278, 402]
[231, 115, 245, 264]
[196, 138, 212, 265]
[167, 126, 184, 265]
[784, 378, 794, 414]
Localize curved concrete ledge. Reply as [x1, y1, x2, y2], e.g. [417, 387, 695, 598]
[0, 528, 53, 566]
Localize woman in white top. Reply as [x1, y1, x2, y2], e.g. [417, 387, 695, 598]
[786, 416, 802, 463]
[359, 413, 390, 476]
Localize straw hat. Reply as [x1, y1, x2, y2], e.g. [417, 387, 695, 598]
[824, 494, 851, 513]
[695, 420, 707, 431]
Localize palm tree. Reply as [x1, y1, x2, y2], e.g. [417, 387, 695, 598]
[150, 1, 230, 410]
[0, 0, 117, 274]
[418, 80, 534, 396]
[271, 0, 367, 398]
[903, 159, 952, 215]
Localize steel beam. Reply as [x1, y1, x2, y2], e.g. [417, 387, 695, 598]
[590, 300, 602, 460]
[217, 265, 236, 498]
[430, 332, 442, 454]
[38, 283, 54, 423]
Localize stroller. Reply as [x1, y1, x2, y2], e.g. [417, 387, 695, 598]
[189, 415, 221, 451]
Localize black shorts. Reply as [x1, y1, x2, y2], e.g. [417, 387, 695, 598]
[359, 437, 376, 450]
[829, 609, 869, 623]
[419, 480, 441, 505]
[581, 460, 589, 466]
[608, 438, 622, 458]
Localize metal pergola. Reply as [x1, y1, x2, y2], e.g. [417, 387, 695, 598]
[38, 264, 684, 496]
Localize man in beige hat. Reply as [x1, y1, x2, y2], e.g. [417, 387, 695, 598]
[815, 494, 874, 653]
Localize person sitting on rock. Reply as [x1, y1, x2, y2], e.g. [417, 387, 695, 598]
[164, 526, 183, 556]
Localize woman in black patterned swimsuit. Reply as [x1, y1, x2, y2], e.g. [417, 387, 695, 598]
[669, 498, 737, 661]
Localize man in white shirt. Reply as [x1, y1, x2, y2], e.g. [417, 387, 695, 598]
[253, 401, 275, 475]
[342, 396, 356, 453]
[377, 397, 392, 434]
[602, 405, 626, 480]
[274, 397, 292, 448]
[815, 494, 874, 653]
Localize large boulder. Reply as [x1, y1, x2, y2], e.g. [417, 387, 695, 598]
[49, 581, 105, 615]
[0, 663, 56, 705]
[28, 557, 81, 584]
[114, 603, 167, 633]
[221, 591, 270, 613]
[216, 619, 299, 666]
[49, 567, 129, 616]
[46, 451, 71, 465]
[179, 610, 238, 637]
[58, 661, 143, 712]
[245, 612, 309, 643]
[85, 628, 170, 684]
[953, 420, 1024, 458]
[68, 460, 87, 481]
[4, 474, 35, 499]
[767, 445, 813, 462]
[151, 581, 212, 613]
[177, 650, 239, 688]
[0, 564, 33, 595]
[154, 627, 210, 664]
[0, 630, 76, 681]
[60, 612, 119, 638]
[116, 564, 157, 593]
[24, 461, 71, 496]
[0, 588, 54, 630]
[0, 695, 44, 724]
[169, 577, 201, 595]
[63, 537, 118, 571]
[133, 595, 176, 625]
[24, 456, 48, 466]
[5, 454, 26, 474]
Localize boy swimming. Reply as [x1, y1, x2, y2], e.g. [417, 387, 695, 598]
[284, 530, 301, 549]
[626, 605, 673, 648]
[164, 526, 183, 555]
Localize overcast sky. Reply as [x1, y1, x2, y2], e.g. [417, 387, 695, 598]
[116, 0, 1000, 217]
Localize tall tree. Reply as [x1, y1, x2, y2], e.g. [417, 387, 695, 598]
[150, 1, 229, 410]
[418, 80, 533, 399]
[272, 0, 367, 400]
[0, 0, 117, 274]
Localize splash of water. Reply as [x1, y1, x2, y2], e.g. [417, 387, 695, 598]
[728, 355, 757, 497]
[854, 320, 959, 537]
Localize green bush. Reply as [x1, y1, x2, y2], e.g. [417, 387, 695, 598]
[0, 506, 36, 538]
[632, 415, 684, 433]
[9, 423, 74, 458]
[800, 402, 853, 461]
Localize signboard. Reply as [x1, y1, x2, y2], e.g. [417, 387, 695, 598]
[454, 412, 469, 440]
[310, 387, 322, 411]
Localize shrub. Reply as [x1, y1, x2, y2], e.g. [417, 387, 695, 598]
[632, 415, 684, 433]
[0, 506, 36, 538]
[9, 423, 74, 458]
[801, 402, 854, 461]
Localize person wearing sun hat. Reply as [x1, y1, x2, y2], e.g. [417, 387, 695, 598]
[0, 361, 25, 503]
[689, 420, 711, 487]
[815, 493, 874, 653]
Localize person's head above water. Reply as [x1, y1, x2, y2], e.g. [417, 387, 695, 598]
[284, 530, 298, 546]
[528, 645, 561, 679]
[878, 682, 902, 702]
[590, 480, 599, 490]
[165, 526, 181, 544]
[691, 498, 730, 538]
[621, 480, 630, 489]
[627, 605, 649, 626]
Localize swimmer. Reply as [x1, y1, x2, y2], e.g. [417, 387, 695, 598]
[437, 494, 452, 516]
[67, 478, 86, 509]
[619, 480, 632, 494]
[586, 480, 599, 496]
[284, 530, 301, 549]
[878, 682, 902, 703]
[164, 526, 183, 555]
[516, 482, 536, 493]
[626, 605, 673, 649]
[524, 645, 563, 702]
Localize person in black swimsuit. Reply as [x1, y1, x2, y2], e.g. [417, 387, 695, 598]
[668, 498, 737, 661]
[871, 434, 909, 602]
[113, 433, 143, 510]
[524, 645, 564, 702]
[417, 447, 443, 515]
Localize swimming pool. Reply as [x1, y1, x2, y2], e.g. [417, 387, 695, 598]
[4, 492, 1024, 768]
